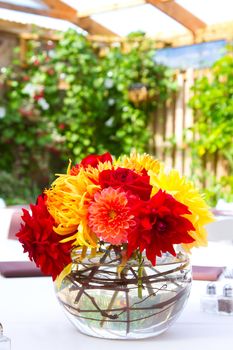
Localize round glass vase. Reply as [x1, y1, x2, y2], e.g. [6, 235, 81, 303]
[55, 250, 191, 340]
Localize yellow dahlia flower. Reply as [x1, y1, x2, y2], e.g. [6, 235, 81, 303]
[116, 150, 160, 175]
[45, 168, 100, 247]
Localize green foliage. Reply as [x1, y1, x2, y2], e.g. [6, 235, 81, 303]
[52, 31, 174, 158]
[0, 29, 174, 204]
[0, 171, 39, 205]
[188, 48, 233, 205]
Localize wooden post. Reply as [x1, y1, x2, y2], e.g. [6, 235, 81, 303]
[19, 35, 27, 66]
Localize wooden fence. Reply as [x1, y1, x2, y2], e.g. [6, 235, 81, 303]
[150, 68, 227, 183]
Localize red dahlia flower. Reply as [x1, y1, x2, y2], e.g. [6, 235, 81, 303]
[70, 152, 112, 175]
[16, 195, 74, 280]
[127, 190, 195, 265]
[99, 167, 152, 200]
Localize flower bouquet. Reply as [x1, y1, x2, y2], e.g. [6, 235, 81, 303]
[17, 151, 214, 339]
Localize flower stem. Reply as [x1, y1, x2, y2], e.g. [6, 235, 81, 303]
[138, 252, 143, 299]
[100, 290, 118, 328]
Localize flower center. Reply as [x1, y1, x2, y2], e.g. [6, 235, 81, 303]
[156, 220, 167, 232]
[109, 209, 117, 219]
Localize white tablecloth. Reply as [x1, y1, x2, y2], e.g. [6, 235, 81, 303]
[1, 208, 233, 349]
[0, 276, 233, 350]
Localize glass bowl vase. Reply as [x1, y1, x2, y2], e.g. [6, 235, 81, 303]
[54, 250, 191, 340]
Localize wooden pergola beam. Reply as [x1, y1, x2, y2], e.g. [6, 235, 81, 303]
[0, 0, 207, 37]
[87, 20, 233, 48]
[42, 0, 77, 17]
[146, 0, 206, 33]
[42, 0, 118, 36]
[76, 17, 118, 36]
[78, 0, 146, 18]
[0, 18, 30, 34]
[0, 0, 117, 36]
[1, 17, 232, 49]
[0, 1, 80, 22]
[0, 1, 54, 17]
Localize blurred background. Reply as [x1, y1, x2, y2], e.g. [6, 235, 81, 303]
[0, 0, 233, 208]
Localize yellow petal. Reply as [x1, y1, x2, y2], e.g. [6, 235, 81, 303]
[55, 263, 72, 289]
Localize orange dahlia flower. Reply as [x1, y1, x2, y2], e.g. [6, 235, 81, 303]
[88, 187, 136, 245]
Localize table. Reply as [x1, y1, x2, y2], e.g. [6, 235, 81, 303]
[0, 276, 233, 350]
[1, 209, 233, 349]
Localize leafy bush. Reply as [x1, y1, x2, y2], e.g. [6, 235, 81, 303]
[188, 48, 233, 205]
[0, 30, 175, 204]
[0, 171, 40, 205]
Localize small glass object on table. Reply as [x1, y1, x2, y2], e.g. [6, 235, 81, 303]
[218, 284, 233, 315]
[0, 323, 11, 350]
[200, 283, 218, 314]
